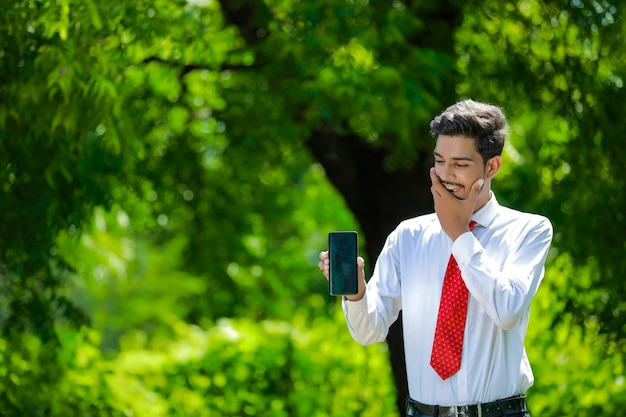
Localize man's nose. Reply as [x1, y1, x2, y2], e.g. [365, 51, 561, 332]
[439, 164, 453, 181]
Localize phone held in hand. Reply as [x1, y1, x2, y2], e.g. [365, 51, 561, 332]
[328, 231, 358, 296]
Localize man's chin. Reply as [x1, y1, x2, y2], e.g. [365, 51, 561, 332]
[447, 189, 466, 200]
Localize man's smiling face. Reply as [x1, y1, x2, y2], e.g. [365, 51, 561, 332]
[433, 134, 489, 203]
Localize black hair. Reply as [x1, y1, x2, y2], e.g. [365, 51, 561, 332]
[429, 99, 507, 164]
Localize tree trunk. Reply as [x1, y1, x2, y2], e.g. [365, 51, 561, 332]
[217, 0, 463, 414]
[306, 130, 433, 414]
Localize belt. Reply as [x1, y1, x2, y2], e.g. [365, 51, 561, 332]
[406, 395, 528, 417]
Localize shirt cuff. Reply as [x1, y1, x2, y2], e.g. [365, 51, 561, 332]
[451, 229, 483, 266]
[342, 292, 369, 313]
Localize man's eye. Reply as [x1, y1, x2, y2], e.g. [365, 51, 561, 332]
[456, 164, 468, 168]
[435, 160, 444, 164]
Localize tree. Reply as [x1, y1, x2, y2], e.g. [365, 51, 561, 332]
[2, 0, 625, 415]
[456, 0, 626, 343]
[216, 0, 626, 413]
[1, 2, 378, 413]
[218, 0, 468, 409]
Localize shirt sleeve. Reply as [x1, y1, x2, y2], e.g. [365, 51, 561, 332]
[342, 229, 403, 345]
[452, 215, 553, 329]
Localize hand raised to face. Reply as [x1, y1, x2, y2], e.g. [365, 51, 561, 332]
[430, 167, 484, 241]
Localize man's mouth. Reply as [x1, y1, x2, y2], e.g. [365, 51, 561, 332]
[442, 180, 463, 195]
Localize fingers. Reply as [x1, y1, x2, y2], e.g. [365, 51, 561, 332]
[318, 251, 329, 280]
[357, 256, 365, 281]
[319, 252, 366, 301]
[350, 256, 367, 301]
[318, 251, 365, 284]
[429, 167, 443, 199]
[430, 167, 458, 202]
[468, 178, 485, 202]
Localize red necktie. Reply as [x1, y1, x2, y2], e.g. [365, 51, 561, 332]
[430, 221, 477, 380]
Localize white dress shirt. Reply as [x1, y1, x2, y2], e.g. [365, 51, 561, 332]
[342, 193, 553, 406]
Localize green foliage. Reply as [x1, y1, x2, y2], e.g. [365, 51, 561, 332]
[225, 0, 457, 172]
[527, 253, 626, 415]
[2, 0, 626, 416]
[456, 0, 626, 342]
[1, 316, 397, 417]
[55, 161, 357, 341]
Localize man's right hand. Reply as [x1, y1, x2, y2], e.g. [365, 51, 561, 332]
[318, 251, 367, 301]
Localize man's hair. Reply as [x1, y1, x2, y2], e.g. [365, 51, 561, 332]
[429, 99, 507, 164]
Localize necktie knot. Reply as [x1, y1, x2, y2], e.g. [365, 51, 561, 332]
[469, 220, 477, 231]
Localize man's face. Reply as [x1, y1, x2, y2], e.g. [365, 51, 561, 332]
[433, 134, 487, 201]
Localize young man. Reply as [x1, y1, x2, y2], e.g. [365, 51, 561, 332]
[318, 100, 553, 417]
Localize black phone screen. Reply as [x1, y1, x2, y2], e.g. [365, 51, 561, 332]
[328, 231, 358, 296]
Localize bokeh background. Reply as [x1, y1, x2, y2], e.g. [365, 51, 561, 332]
[1, 0, 625, 416]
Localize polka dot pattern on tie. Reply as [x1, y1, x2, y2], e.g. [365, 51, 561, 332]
[430, 221, 477, 380]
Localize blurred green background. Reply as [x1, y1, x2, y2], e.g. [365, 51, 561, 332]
[1, 0, 625, 416]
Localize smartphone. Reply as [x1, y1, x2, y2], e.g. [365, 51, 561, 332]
[328, 231, 358, 296]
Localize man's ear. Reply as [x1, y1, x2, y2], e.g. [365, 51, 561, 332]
[485, 156, 502, 179]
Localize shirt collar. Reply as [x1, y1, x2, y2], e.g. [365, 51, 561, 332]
[471, 191, 499, 229]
